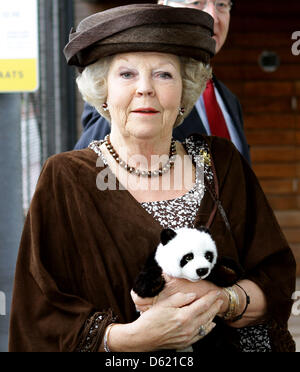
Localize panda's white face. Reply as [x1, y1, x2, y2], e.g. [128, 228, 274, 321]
[155, 227, 217, 282]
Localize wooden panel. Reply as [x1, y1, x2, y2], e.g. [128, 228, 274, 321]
[290, 243, 300, 276]
[247, 132, 300, 147]
[226, 32, 293, 49]
[242, 82, 294, 97]
[251, 147, 297, 163]
[261, 180, 298, 194]
[244, 115, 296, 130]
[214, 48, 300, 65]
[220, 82, 297, 99]
[275, 211, 300, 227]
[241, 97, 296, 114]
[290, 244, 300, 276]
[254, 164, 298, 178]
[297, 148, 300, 161]
[283, 229, 300, 244]
[214, 64, 300, 82]
[268, 196, 300, 210]
[222, 0, 300, 273]
[246, 131, 297, 146]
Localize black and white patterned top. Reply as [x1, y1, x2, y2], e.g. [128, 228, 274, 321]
[89, 135, 272, 352]
[141, 136, 214, 229]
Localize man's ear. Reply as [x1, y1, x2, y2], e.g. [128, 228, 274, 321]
[160, 228, 177, 246]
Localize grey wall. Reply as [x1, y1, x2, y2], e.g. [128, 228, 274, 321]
[0, 94, 23, 352]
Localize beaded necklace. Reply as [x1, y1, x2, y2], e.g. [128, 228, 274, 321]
[100, 135, 177, 178]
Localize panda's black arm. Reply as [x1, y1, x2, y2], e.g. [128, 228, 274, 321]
[132, 252, 166, 298]
[208, 256, 245, 288]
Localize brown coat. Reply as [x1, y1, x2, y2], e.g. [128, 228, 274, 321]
[9, 135, 296, 352]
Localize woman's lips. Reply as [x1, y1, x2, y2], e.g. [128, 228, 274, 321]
[131, 108, 159, 115]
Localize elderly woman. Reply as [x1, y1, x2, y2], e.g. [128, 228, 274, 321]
[9, 4, 295, 352]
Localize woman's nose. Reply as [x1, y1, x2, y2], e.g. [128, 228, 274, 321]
[136, 77, 155, 97]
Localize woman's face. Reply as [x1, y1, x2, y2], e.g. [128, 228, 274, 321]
[106, 52, 182, 140]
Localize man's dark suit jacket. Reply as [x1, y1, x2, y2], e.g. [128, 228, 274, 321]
[75, 77, 251, 164]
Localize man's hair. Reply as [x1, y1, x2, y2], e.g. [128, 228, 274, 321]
[77, 56, 211, 128]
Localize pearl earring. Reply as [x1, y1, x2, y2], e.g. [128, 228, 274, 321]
[179, 107, 185, 116]
[102, 103, 109, 112]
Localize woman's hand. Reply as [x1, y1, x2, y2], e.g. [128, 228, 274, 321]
[130, 276, 268, 338]
[108, 290, 223, 352]
[131, 274, 223, 313]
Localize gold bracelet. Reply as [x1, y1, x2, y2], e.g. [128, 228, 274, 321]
[104, 323, 116, 352]
[223, 286, 239, 321]
[230, 283, 250, 322]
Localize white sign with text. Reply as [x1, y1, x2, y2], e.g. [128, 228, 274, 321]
[0, 0, 39, 92]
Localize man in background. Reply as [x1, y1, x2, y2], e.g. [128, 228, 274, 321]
[75, 0, 251, 164]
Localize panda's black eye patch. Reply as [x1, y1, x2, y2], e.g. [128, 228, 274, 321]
[180, 253, 194, 268]
[205, 251, 214, 263]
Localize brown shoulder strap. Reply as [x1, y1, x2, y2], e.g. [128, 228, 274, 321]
[202, 139, 231, 232]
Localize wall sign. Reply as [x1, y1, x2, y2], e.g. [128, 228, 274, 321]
[0, 0, 39, 92]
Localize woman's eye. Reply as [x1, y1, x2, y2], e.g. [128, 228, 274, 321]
[120, 72, 134, 79]
[156, 72, 172, 79]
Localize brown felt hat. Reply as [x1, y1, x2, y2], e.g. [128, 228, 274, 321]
[64, 3, 216, 71]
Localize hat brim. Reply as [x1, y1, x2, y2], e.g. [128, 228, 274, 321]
[64, 4, 216, 70]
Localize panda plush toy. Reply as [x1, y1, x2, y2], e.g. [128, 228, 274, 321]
[133, 226, 244, 352]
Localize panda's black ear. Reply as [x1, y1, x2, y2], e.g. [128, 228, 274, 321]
[160, 228, 177, 246]
[196, 225, 211, 235]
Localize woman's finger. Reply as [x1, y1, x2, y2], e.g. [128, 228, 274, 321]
[194, 321, 216, 342]
[197, 299, 224, 325]
[182, 290, 221, 318]
[162, 292, 197, 308]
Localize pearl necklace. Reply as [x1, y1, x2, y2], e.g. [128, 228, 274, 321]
[102, 135, 177, 178]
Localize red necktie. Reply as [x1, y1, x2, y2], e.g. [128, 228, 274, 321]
[203, 79, 231, 140]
